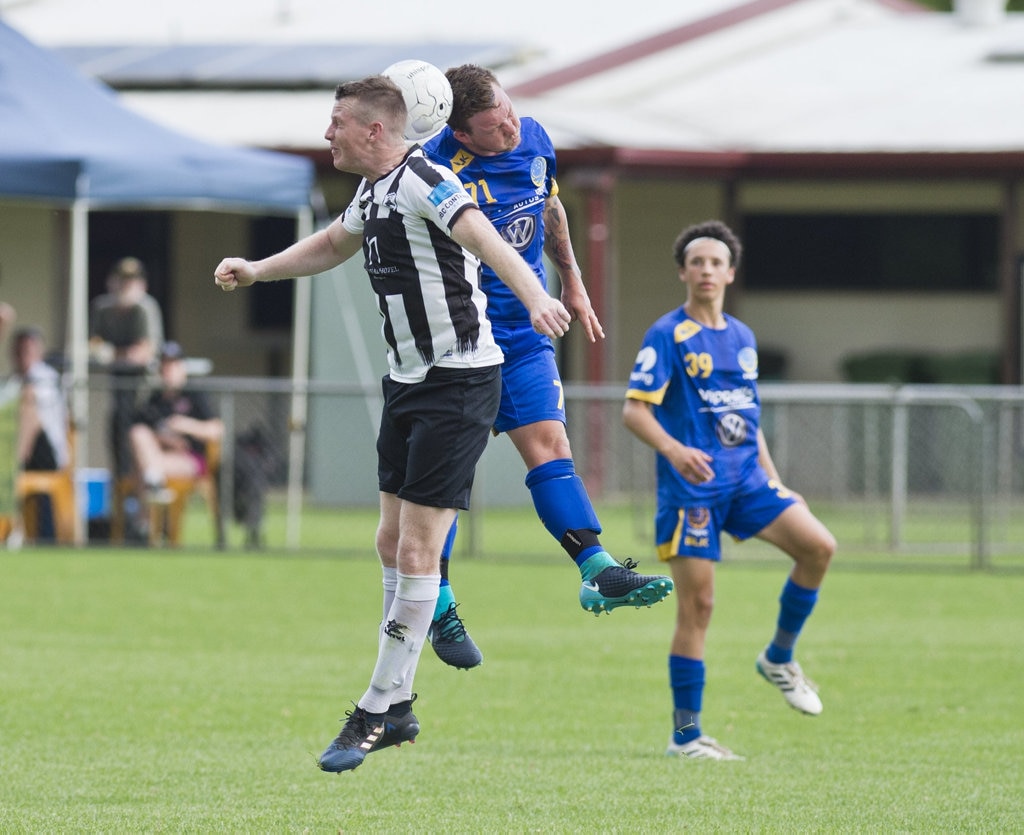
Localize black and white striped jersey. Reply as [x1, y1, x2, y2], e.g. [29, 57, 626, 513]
[342, 147, 503, 384]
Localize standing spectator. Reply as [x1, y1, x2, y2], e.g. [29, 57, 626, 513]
[622, 220, 836, 760]
[91, 257, 165, 359]
[89, 257, 163, 480]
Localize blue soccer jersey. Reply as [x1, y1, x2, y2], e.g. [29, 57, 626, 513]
[423, 117, 555, 329]
[625, 309, 764, 506]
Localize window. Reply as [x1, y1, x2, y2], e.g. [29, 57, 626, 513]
[742, 213, 999, 291]
[248, 216, 299, 329]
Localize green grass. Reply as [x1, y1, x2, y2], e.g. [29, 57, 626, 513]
[2, 546, 1022, 832]
[189, 495, 1024, 572]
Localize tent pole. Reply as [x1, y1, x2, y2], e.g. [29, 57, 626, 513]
[70, 196, 89, 462]
[285, 204, 314, 549]
[69, 195, 90, 546]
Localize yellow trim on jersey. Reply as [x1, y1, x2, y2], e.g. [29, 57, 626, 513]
[551, 177, 559, 198]
[451, 149, 474, 175]
[656, 510, 685, 561]
[674, 319, 703, 343]
[625, 384, 669, 405]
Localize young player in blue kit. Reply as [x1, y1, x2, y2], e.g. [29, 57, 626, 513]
[622, 220, 836, 760]
[420, 65, 673, 669]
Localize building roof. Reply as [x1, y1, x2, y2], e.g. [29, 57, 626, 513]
[4, 0, 1024, 157]
[511, 0, 1024, 155]
[53, 42, 524, 90]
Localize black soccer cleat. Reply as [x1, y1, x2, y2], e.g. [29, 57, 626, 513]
[371, 694, 420, 752]
[427, 603, 483, 669]
[318, 706, 386, 773]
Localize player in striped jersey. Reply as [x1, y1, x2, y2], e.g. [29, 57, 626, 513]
[622, 220, 836, 760]
[214, 75, 571, 773]
[420, 65, 674, 669]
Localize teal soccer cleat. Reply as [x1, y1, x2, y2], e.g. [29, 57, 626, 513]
[428, 603, 483, 669]
[579, 554, 673, 615]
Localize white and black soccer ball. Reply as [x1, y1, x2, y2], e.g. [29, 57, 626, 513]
[382, 59, 453, 141]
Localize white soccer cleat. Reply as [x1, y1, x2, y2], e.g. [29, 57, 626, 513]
[666, 735, 744, 761]
[755, 649, 823, 715]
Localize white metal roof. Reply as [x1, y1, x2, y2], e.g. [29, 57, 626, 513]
[4, 0, 1024, 155]
[511, 0, 1024, 153]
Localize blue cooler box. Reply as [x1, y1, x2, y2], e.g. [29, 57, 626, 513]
[76, 468, 112, 521]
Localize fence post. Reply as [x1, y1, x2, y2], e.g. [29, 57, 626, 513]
[972, 414, 991, 570]
[890, 392, 909, 551]
[218, 391, 235, 551]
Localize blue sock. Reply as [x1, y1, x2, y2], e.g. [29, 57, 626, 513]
[433, 517, 459, 620]
[524, 459, 604, 569]
[669, 655, 704, 745]
[766, 578, 819, 664]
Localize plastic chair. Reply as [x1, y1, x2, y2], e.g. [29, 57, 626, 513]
[15, 424, 82, 545]
[147, 438, 224, 548]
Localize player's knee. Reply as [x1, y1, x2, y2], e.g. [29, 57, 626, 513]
[520, 420, 572, 462]
[803, 528, 836, 573]
[680, 588, 714, 627]
[550, 432, 573, 461]
[375, 529, 399, 564]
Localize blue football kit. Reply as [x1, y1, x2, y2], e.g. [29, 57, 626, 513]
[423, 118, 563, 433]
[417, 112, 672, 641]
[625, 309, 795, 561]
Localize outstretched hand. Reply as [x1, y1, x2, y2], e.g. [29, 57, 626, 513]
[213, 258, 256, 292]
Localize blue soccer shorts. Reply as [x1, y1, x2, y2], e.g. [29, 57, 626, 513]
[655, 470, 797, 562]
[491, 324, 565, 434]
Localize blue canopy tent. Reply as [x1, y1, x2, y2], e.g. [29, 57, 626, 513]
[0, 20, 312, 207]
[0, 20, 316, 516]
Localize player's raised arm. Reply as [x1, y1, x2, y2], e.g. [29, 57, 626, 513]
[450, 208, 571, 338]
[214, 216, 361, 291]
[544, 193, 604, 344]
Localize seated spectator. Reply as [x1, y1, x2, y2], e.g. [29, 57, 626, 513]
[11, 326, 70, 542]
[12, 326, 69, 473]
[128, 342, 222, 514]
[0, 301, 15, 343]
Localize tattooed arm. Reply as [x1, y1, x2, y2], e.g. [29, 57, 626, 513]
[543, 192, 604, 344]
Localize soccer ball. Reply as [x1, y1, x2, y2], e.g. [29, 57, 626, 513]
[382, 59, 453, 141]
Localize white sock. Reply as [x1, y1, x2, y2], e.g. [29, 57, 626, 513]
[380, 566, 398, 626]
[382, 565, 419, 704]
[360, 572, 439, 713]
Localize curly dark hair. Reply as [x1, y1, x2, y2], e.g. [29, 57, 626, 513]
[672, 220, 742, 271]
[444, 64, 500, 133]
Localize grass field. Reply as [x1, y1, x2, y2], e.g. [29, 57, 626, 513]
[190, 496, 1024, 572]
[2, 538, 1023, 832]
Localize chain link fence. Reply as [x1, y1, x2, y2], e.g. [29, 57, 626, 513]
[71, 377, 1024, 569]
